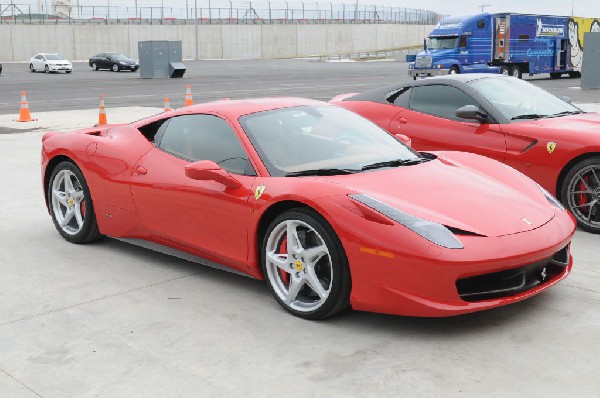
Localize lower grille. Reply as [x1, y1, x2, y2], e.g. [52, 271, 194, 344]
[456, 246, 569, 302]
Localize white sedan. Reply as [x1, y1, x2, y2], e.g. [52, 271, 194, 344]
[29, 53, 73, 73]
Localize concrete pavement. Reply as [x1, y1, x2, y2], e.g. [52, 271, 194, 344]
[0, 107, 599, 397]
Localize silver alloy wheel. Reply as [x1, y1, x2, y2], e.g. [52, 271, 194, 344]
[265, 219, 333, 312]
[112, 64, 119, 72]
[29, 63, 35, 72]
[44, 65, 49, 73]
[92, 62, 97, 71]
[51, 169, 86, 235]
[449, 68, 457, 74]
[567, 165, 600, 229]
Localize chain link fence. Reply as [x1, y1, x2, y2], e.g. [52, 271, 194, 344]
[0, 1, 444, 25]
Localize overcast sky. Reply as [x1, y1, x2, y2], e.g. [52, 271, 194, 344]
[348, 0, 599, 17]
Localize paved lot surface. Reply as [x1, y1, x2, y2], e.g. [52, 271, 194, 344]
[0, 61, 599, 397]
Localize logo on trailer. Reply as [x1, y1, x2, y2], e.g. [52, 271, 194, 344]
[547, 142, 557, 154]
[536, 19, 565, 37]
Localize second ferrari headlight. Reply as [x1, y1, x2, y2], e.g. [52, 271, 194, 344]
[539, 185, 566, 211]
[350, 194, 463, 249]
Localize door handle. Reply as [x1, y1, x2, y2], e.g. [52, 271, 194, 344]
[135, 166, 147, 176]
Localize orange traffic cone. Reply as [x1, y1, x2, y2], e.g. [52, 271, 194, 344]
[15, 90, 36, 122]
[184, 84, 193, 107]
[98, 93, 107, 125]
[164, 97, 173, 112]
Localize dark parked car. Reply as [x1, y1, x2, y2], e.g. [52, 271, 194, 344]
[0, 63, 3, 74]
[89, 52, 139, 72]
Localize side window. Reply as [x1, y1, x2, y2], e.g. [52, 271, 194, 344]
[459, 36, 467, 48]
[477, 19, 485, 29]
[387, 87, 412, 108]
[156, 114, 255, 175]
[410, 85, 478, 121]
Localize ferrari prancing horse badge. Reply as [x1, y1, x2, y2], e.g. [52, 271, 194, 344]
[547, 142, 557, 154]
[254, 185, 267, 200]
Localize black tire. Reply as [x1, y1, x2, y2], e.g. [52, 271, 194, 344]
[44, 65, 49, 73]
[91, 62, 98, 71]
[449, 65, 460, 75]
[66, 71, 72, 74]
[47, 161, 102, 243]
[112, 63, 120, 72]
[560, 156, 600, 234]
[499, 65, 510, 76]
[550, 72, 562, 79]
[568, 71, 581, 78]
[510, 65, 522, 79]
[261, 208, 351, 320]
[29, 63, 35, 72]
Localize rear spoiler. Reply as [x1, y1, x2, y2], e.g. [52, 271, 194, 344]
[330, 93, 359, 103]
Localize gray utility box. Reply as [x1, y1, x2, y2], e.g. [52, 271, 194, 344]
[581, 32, 600, 89]
[138, 41, 186, 78]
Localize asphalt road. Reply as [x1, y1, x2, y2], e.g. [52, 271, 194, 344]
[0, 59, 597, 115]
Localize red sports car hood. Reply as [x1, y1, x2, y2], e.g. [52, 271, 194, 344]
[317, 154, 555, 237]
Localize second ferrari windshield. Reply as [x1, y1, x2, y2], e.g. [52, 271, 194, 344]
[240, 106, 419, 177]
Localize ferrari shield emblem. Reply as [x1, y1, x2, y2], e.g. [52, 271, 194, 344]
[254, 185, 267, 200]
[547, 142, 557, 154]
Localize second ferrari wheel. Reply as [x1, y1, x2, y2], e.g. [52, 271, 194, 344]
[262, 208, 351, 319]
[48, 161, 101, 243]
[561, 156, 600, 234]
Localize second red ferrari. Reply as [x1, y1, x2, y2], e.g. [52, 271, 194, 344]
[332, 74, 600, 233]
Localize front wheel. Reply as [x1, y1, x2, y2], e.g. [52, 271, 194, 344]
[561, 156, 600, 234]
[91, 62, 98, 71]
[499, 66, 510, 76]
[112, 64, 120, 72]
[48, 161, 102, 243]
[262, 208, 351, 319]
[449, 65, 459, 74]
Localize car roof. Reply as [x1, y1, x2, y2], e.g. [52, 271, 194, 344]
[344, 74, 506, 103]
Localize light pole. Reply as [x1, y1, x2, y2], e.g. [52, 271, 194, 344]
[194, 0, 198, 60]
[478, 4, 491, 12]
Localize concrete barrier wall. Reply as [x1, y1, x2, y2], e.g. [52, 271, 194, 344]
[0, 24, 434, 62]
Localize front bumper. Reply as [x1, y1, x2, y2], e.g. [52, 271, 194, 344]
[48, 65, 72, 72]
[119, 64, 139, 71]
[337, 207, 575, 317]
[409, 68, 450, 78]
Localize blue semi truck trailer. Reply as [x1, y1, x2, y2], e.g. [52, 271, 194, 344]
[409, 13, 600, 79]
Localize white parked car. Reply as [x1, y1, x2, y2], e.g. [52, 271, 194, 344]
[29, 53, 73, 73]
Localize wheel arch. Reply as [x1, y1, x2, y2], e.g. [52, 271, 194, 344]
[556, 151, 600, 196]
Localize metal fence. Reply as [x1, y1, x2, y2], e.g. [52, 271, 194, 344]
[0, 1, 444, 25]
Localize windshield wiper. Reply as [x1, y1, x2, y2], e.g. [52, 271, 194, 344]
[285, 168, 358, 177]
[361, 158, 429, 171]
[511, 114, 548, 120]
[547, 110, 585, 118]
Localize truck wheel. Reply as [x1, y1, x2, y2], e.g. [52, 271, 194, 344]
[449, 66, 460, 75]
[499, 66, 510, 76]
[568, 72, 581, 78]
[550, 72, 562, 79]
[509, 65, 522, 79]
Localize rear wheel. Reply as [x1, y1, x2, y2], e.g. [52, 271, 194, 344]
[262, 208, 351, 319]
[568, 71, 581, 78]
[29, 63, 35, 72]
[550, 72, 562, 79]
[510, 65, 522, 79]
[499, 66, 510, 76]
[561, 156, 600, 234]
[44, 65, 49, 73]
[48, 161, 102, 243]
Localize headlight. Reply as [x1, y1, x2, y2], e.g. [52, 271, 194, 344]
[350, 194, 464, 249]
[539, 185, 566, 211]
[119, 61, 127, 65]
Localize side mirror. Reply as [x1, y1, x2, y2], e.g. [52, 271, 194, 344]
[394, 133, 412, 148]
[455, 105, 489, 123]
[561, 96, 572, 104]
[185, 160, 241, 189]
[423, 38, 427, 50]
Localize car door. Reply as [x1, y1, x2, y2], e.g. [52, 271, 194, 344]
[389, 84, 507, 163]
[130, 113, 256, 270]
[34, 55, 44, 70]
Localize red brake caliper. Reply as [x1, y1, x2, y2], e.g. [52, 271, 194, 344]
[579, 177, 589, 214]
[279, 237, 290, 285]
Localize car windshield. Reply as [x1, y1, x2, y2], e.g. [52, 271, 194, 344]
[427, 37, 458, 50]
[109, 53, 128, 60]
[239, 106, 420, 177]
[45, 54, 64, 60]
[469, 77, 582, 120]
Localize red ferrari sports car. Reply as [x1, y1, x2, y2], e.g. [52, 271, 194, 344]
[332, 74, 600, 234]
[42, 98, 575, 319]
